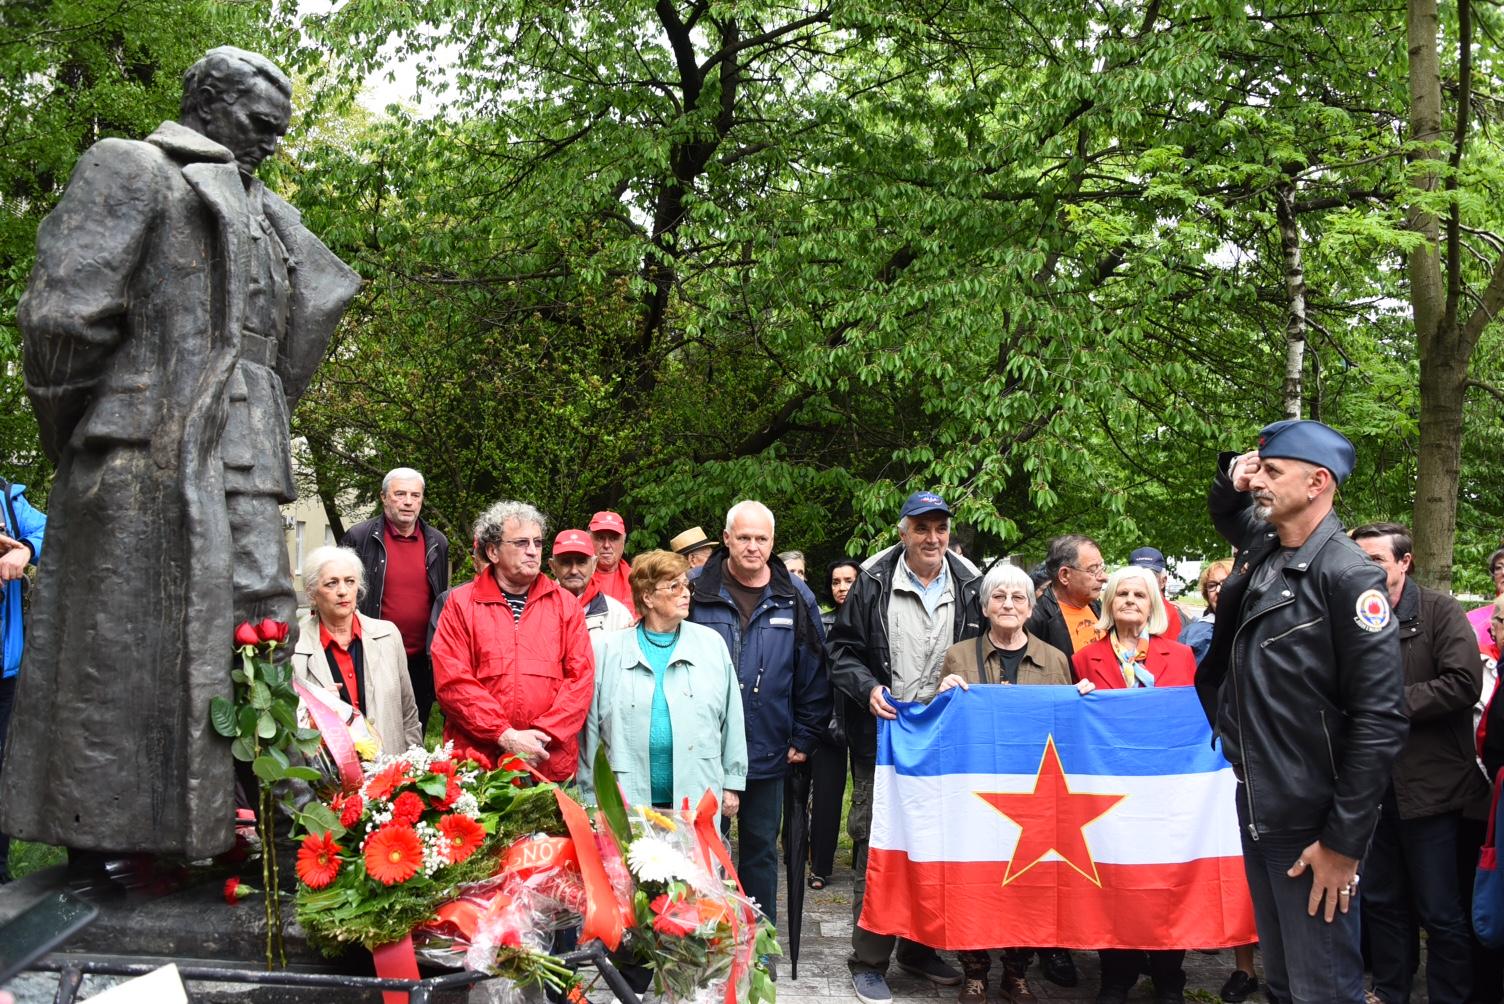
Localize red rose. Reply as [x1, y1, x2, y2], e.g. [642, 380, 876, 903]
[233, 622, 260, 648]
[392, 790, 425, 825]
[256, 618, 290, 644]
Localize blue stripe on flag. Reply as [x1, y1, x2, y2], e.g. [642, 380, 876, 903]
[877, 685, 1228, 777]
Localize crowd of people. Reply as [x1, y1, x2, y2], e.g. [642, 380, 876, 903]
[265, 420, 1503, 1004]
[6, 417, 1504, 1004]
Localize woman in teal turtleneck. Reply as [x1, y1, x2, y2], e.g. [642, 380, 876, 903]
[578, 549, 747, 821]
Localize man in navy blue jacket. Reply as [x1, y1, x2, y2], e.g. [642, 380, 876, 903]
[0, 479, 45, 883]
[689, 499, 831, 932]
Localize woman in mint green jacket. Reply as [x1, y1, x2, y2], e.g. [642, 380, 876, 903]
[577, 549, 747, 822]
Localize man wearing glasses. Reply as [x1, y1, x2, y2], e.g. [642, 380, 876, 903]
[1028, 534, 1110, 666]
[688, 499, 831, 947]
[431, 500, 594, 782]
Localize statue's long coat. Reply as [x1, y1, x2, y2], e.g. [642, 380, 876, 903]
[0, 122, 358, 856]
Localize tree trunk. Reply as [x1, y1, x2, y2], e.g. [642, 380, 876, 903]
[1406, 0, 1456, 590]
[1274, 182, 1306, 420]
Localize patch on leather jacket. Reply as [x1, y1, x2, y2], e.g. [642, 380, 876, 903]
[1354, 589, 1392, 632]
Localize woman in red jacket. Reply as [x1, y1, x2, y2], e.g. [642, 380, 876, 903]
[1072, 565, 1196, 691]
[1072, 564, 1197, 1003]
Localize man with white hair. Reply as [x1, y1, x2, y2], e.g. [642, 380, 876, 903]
[688, 499, 831, 945]
[829, 490, 983, 1004]
[431, 500, 593, 781]
[341, 467, 450, 727]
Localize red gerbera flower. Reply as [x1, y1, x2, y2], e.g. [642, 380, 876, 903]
[366, 762, 409, 801]
[365, 823, 424, 885]
[392, 790, 425, 825]
[296, 831, 342, 889]
[339, 793, 365, 828]
[436, 813, 486, 864]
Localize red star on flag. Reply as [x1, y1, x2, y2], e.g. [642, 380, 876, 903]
[976, 735, 1125, 886]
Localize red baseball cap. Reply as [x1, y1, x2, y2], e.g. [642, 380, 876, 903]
[588, 511, 627, 535]
[552, 529, 594, 557]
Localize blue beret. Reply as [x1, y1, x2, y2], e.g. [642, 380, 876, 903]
[1257, 419, 1356, 485]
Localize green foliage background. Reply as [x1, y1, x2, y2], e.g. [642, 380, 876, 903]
[4, 0, 1504, 591]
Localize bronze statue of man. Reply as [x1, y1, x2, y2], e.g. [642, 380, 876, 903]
[0, 48, 359, 857]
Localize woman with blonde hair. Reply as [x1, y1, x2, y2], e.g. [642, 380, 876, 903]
[1072, 566, 1197, 691]
[577, 549, 746, 820]
[1178, 558, 1233, 665]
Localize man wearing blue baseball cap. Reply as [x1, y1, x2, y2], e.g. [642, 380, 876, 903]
[1194, 420, 1407, 1004]
[829, 489, 984, 1004]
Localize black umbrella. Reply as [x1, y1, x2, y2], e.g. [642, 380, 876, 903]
[781, 759, 813, 980]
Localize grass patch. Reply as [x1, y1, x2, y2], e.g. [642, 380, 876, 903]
[10, 840, 64, 879]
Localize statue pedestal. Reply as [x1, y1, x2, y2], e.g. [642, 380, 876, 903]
[0, 867, 479, 1002]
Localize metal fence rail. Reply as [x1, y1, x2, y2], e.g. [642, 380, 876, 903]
[28, 942, 643, 1004]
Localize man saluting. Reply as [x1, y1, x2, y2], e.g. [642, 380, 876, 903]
[1195, 420, 1407, 1003]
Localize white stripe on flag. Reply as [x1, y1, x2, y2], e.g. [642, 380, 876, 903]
[869, 765, 1243, 864]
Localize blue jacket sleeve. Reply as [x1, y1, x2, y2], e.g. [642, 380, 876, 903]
[789, 583, 832, 754]
[8, 486, 45, 563]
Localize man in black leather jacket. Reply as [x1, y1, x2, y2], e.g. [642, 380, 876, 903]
[1195, 420, 1406, 1004]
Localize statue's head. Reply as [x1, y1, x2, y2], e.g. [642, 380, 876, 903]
[180, 47, 293, 176]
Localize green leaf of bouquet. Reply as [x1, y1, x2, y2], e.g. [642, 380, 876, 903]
[297, 802, 345, 839]
[295, 737, 324, 758]
[209, 697, 237, 737]
[268, 746, 290, 769]
[230, 735, 255, 761]
[256, 712, 277, 739]
[592, 745, 631, 848]
[250, 681, 273, 710]
[271, 701, 300, 731]
[283, 766, 323, 782]
[252, 754, 286, 782]
[417, 774, 449, 798]
[237, 705, 258, 738]
[294, 728, 322, 742]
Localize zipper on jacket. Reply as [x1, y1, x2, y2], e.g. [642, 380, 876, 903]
[753, 669, 763, 696]
[1259, 617, 1323, 648]
[1319, 710, 1337, 780]
[1229, 618, 1259, 841]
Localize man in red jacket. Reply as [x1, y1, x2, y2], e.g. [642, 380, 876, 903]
[431, 500, 594, 781]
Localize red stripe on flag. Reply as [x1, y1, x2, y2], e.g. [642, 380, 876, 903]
[859, 850, 1257, 951]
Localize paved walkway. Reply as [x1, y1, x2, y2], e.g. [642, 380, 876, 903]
[754, 868, 1261, 1004]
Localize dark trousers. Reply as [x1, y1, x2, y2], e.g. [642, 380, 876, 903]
[959, 948, 1030, 979]
[406, 651, 434, 730]
[848, 757, 943, 973]
[730, 776, 783, 925]
[0, 675, 13, 877]
[1099, 949, 1186, 994]
[1239, 794, 1365, 1003]
[1365, 794, 1472, 1004]
[808, 742, 848, 877]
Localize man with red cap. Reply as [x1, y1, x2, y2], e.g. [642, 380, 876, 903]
[550, 528, 635, 637]
[588, 510, 635, 616]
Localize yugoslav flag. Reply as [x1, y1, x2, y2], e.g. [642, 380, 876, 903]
[860, 685, 1256, 950]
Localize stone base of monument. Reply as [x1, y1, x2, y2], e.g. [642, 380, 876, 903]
[0, 866, 496, 1003]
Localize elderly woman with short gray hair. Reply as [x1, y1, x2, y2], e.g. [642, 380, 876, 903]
[291, 545, 422, 756]
[935, 561, 1091, 1003]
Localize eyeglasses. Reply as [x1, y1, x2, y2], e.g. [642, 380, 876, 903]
[988, 591, 1032, 607]
[503, 538, 544, 551]
[656, 579, 690, 596]
[1205, 581, 1224, 593]
[1069, 563, 1106, 577]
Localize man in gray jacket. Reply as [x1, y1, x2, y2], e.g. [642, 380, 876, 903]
[828, 491, 981, 1004]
